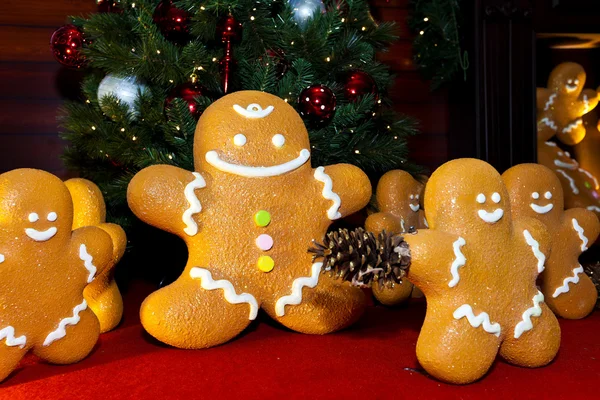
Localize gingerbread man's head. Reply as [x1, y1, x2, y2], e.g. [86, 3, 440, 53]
[194, 91, 311, 178]
[502, 164, 563, 227]
[547, 62, 585, 96]
[0, 169, 73, 248]
[424, 158, 511, 236]
[377, 170, 423, 216]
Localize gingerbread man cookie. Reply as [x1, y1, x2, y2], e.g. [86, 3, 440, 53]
[365, 170, 427, 305]
[574, 92, 600, 198]
[128, 91, 371, 349]
[403, 158, 560, 384]
[503, 163, 599, 319]
[65, 178, 127, 332]
[537, 62, 598, 146]
[0, 169, 115, 382]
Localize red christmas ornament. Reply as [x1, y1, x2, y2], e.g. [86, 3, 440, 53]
[97, 0, 121, 13]
[50, 25, 87, 69]
[217, 15, 243, 94]
[298, 85, 336, 124]
[153, 0, 191, 43]
[165, 81, 205, 119]
[344, 71, 378, 102]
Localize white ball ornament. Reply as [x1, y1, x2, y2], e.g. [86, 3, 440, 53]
[97, 74, 147, 114]
[289, 0, 325, 28]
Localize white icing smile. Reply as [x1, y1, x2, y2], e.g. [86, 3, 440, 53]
[477, 209, 504, 224]
[530, 203, 554, 214]
[205, 149, 310, 177]
[25, 227, 57, 242]
[565, 79, 579, 93]
[409, 203, 420, 212]
[554, 158, 578, 170]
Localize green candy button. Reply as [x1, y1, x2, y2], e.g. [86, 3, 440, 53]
[254, 210, 271, 227]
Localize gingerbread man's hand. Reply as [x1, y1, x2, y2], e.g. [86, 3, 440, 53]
[128, 165, 206, 236]
[563, 208, 600, 249]
[70, 226, 114, 288]
[404, 229, 462, 293]
[365, 212, 403, 235]
[317, 164, 371, 218]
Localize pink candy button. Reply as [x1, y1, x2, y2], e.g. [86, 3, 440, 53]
[255, 234, 274, 251]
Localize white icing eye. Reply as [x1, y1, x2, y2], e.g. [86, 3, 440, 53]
[558, 151, 564, 156]
[565, 151, 571, 158]
[532, 192, 540, 199]
[416, 194, 420, 200]
[574, 79, 580, 85]
[272, 134, 285, 148]
[491, 192, 501, 203]
[409, 194, 414, 200]
[567, 79, 573, 84]
[28, 213, 39, 222]
[47, 212, 58, 222]
[476, 193, 486, 204]
[544, 191, 552, 199]
[233, 134, 247, 147]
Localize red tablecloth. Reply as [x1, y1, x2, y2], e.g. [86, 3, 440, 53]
[2, 282, 599, 399]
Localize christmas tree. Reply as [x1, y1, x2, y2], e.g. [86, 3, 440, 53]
[56, 0, 418, 229]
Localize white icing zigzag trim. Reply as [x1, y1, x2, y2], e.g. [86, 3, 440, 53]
[79, 244, 97, 283]
[555, 169, 579, 195]
[275, 262, 322, 317]
[182, 172, 206, 236]
[523, 229, 545, 273]
[539, 117, 558, 131]
[562, 118, 583, 134]
[554, 158, 578, 170]
[314, 167, 342, 220]
[544, 93, 557, 111]
[0, 326, 27, 348]
[233, 104, 274, 119]
[514, 291, 544, 339]
[552, 265, 584, 298]
[448, 237, 466, 288]
[587, 206, 600, 212]
[0, 253, 4, 263]
[189, 267, 258, 320]
[583, 94, 591, 113]
[43, 299, 88, 346]
[205, 150, 310, 178]
[579, 168, 599, 190]
[572, 218, 589, 251]
[453, 304, 501, 337]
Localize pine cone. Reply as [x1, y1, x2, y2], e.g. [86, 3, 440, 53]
[309, 228, 411, 288]
[584, 263, 600, 308]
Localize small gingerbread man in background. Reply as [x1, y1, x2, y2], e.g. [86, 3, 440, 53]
[503, 164, 599, 319]
[0, 169, 116, 382]
[403, 158, 560, 384]
[365, 170, 427, 305]
[574, 89, 600, 194]
[128, 91, 371, 349]
[65, 178, 127, 332]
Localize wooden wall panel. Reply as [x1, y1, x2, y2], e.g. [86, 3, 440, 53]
[0, 0, 449, 176]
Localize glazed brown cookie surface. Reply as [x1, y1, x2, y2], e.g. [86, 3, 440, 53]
[503, 164, 599, 319]
[128, 91, 371, 349]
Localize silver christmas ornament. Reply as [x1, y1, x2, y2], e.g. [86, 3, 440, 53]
[289, 0, 325, 28]
[97, 74, 147, 113]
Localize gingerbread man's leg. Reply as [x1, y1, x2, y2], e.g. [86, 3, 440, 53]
[499, 303, 561, 367]
[141, 269, 258, 349]
[416, 308, 501, 384]
[33, 307, 100, 365]
[266, 270, 365, 335]
[0, 345, 28, 382]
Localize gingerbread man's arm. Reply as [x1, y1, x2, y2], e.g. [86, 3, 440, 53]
[580, 89, 599, 115]
[365, 212, 403, 235]
[128, 165, 206, 237]
[563, 208, 600, 249]
[403, 230, 462, 294]
[537, 88, 554, 112]
[514, 217, 551, 277]
[316, 164, 372, 218]
[418, 209, 428, 229]
[69, 226, 114, 288]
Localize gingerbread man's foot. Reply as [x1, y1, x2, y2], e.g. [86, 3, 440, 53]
[267, 273, 365, 335]
[372, 281, 413, 306]
[543, 275, 597, 319]
[33, 306, 100, 365]
[416, 310, 501, 384]
[0, 344, 27, 382]
[499, 303, 560, 367]
[141, 269, 258, 349]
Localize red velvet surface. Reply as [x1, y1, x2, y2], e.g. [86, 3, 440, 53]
[2, 282, 600, 399]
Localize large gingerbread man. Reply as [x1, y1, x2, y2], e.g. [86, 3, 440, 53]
[65, 178, 127, 332]
[0, 169, 115, 382]
[503, 164, 599, 319]
[403, 159, 560, 384]
[128, 91, 372, 349]
[365, 170, 427, 305]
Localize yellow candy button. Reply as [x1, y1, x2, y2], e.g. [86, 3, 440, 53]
[254, 210, 271, 227]
[257, 255, 275, 272]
